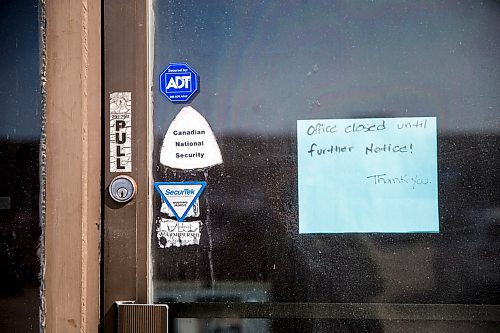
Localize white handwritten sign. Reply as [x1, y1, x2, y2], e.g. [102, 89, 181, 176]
[297, 117, 438, 233]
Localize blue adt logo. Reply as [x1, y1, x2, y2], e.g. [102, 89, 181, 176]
[159, 63, 199, 103]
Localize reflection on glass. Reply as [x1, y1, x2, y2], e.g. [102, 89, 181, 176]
[175, 318, 268, 333]
[152, 1, 500, 329]
[172, 318, 497, 333]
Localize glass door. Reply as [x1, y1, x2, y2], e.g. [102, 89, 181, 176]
[105, 1, 500, 332]
[149, 1, 500, 332]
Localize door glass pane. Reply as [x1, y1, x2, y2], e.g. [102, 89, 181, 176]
[0, 0, 42, 331]
[151, 0, 499, 329]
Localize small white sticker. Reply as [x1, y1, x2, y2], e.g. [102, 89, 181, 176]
[156, 218, 202, 248]
[110, 92, 132, 172]
[161, 198, 200, 218]
[160, 106, 223, 170]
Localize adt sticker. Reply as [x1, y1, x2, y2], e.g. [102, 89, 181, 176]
[154, 181, 206, 222]
[159, 63, 199, 103]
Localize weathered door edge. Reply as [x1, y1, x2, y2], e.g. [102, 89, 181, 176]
[44, 0, 102, 332]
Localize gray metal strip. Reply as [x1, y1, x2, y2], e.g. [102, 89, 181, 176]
[166, 302, 500, 321]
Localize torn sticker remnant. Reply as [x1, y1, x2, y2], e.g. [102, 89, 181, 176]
[156, 218, 201, 248]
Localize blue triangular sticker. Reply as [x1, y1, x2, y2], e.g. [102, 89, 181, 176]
[154, 181, 206, 222]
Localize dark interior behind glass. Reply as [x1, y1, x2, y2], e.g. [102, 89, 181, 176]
[0, 0, 42, 332]
[152, 1, 499, 332]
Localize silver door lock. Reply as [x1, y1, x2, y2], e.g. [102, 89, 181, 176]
[109, 175, 137, 203]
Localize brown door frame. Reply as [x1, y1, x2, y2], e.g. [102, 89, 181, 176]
[44, 0, 101, 332]
[103, 0, 150, 331]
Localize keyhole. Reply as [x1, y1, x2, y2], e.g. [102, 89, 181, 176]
[117, 188, 128, 199]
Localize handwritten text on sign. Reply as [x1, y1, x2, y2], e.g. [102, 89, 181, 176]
[297, 117, 438, 233]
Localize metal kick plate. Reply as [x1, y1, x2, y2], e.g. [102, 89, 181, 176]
[117, 302, 169, 333]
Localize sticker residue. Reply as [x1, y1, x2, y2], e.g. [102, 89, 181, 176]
[156, 218, 202, 248]
[110, 92, 132, 172]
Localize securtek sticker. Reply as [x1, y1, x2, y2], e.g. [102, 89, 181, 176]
[154, 181, 206, 222]
[161, 198, 200, 218]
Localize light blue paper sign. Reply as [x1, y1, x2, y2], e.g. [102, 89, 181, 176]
[297, 117, 438, 233]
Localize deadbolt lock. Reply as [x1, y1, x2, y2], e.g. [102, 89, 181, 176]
[109, 175, 137, 203]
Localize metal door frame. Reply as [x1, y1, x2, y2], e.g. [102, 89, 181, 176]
[103, 0, 151, 331]
[101, 1, 500, 332]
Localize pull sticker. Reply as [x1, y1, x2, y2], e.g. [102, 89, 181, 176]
[110, 92, 132, 172]
[160, 106, 223, 170]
